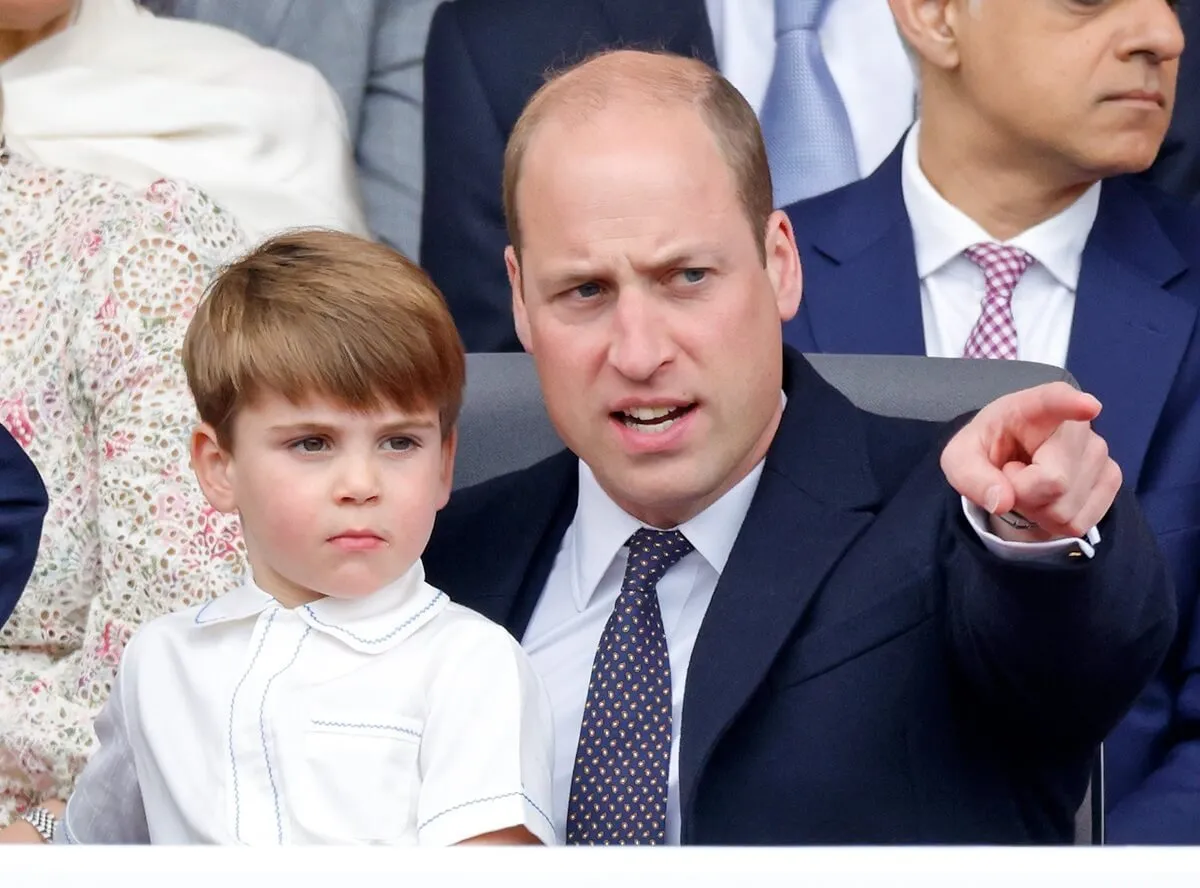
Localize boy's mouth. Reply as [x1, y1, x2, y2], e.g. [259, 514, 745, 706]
[329, 530, 387, 552]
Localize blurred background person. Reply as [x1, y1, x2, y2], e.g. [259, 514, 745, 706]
[145, 0, 440, 258]
[0, 91, 248, 822]
[419, 0, 1200, 353]
[0, 0, 368, 244]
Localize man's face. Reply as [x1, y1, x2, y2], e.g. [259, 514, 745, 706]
[506, 101, 801, 528]
[952, 0, 1182, 178]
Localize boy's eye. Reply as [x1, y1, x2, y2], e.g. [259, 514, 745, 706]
[383, 436, 417, 452]
[291, 437, 329, 453]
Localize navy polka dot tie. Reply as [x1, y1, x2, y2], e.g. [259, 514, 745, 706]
[565, 527, 694, 845]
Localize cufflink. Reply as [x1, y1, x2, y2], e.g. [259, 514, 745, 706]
[995, 510, 1038, 531]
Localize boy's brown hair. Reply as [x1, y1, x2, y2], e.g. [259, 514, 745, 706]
[183, 229, 466, 449]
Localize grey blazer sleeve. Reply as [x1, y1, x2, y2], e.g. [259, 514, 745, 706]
[356, 0, 441, 258]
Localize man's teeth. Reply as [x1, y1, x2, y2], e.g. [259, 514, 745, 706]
[620, 405, 684, 433]
[625, 406, 675, 421]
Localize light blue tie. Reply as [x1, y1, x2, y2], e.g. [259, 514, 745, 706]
[760, 0, 859, 207]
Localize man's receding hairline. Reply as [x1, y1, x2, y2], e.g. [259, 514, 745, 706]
[525, 52, 714, 135]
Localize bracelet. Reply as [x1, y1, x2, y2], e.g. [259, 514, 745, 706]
[21, 806, 57, 843]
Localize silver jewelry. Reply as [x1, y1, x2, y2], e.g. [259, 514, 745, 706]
[996, 510, 1038, 531]
[21, 806, 57, 843]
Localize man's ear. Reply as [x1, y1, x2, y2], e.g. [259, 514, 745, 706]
[436, 427, 458, 509]
[888, 0, 962, 72]
[507, 245, 534, 354]
[190, 423, 237, 513]
[763, 210, 803, 322]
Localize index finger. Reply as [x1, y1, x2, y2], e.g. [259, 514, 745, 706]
[988, 382, 1101, 452]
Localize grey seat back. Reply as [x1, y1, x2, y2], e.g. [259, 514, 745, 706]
[454, 352, 1077, 490]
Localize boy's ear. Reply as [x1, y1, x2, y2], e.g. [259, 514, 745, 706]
[436, 426, 458, 509]
[190, 423, 237, 513]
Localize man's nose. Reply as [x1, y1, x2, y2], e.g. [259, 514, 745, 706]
[607, 287, 672, 381]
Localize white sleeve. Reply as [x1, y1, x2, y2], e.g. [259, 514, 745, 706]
[961, 497, 1101, 561]
[58, 641, 149, 845]
[415, 624, 556, 846]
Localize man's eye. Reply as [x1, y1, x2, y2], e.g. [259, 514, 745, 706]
[575, 281, 602, 299]
[678, 268, 707, 284]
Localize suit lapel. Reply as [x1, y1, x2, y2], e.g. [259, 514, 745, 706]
[1068, 179, 1193, 485]
[791, 145, 926, 355]
[596, 0, 717, 65]
[678, 351, 883, 835]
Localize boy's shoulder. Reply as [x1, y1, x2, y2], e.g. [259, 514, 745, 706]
[412, 587, 534, 677]
[120, 586, 243, 664]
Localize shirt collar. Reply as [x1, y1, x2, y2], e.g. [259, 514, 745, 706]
[900, 121, 1102, 291]
[569, 401, 776, 611]
[192, 560, 446, 655]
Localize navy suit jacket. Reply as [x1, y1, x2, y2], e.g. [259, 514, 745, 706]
[0, 423, 47, 627]
[424, 349, 1175, 844]
[783, 148, 1200, 842]
[421, 0, 716, 352]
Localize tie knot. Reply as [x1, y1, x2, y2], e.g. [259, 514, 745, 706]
[623, 528, 694, 590]
[775, 0, 828, 33]
[963, 242, 1035, 294]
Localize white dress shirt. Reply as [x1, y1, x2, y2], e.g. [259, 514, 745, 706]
[524, 429, 1096, 844]
[704, 0, 915, 178]
[899, 123, 1102, 364]
[62, 562, 556, 846]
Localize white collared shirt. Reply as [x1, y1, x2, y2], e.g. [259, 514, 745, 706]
[900, 122, 1103, 364]
[704, 0, 915, 179]
[61, 561, 556, 846]
[524, 402, 1096, 845]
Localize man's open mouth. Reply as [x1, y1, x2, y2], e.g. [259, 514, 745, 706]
[613, 404, 695, 434]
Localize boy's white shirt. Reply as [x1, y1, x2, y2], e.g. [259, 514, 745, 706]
[60, 560, 556, 846]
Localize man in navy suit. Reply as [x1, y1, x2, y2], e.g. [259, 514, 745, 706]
[0, 425, 47, 628]
[421, 0, 1199, 353]
[784, 0, 1199, 842]
[423, 48, 1175, 845]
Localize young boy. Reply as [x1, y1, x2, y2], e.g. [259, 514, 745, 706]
[27, 230, 555, 846]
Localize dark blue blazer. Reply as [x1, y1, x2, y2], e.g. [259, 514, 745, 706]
[783, 147, 1200, 842]
[421, 0, 716, 352]
[424, 348, 1175, 844]
[0, 423, 47, 627]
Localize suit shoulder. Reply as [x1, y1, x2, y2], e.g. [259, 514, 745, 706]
[860, 411, 963, 498]
[433, 450, 575, 541]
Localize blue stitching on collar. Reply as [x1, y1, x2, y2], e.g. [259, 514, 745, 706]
[301, 590, 445, 645]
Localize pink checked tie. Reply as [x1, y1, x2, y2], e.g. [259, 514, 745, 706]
[962, 243, 1036, 360]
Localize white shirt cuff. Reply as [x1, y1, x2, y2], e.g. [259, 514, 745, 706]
[961, 497, 1100, 561]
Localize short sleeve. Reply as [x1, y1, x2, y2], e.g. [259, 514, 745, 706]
[59, 635, 149, 845]
[415, 623, 556, 846]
